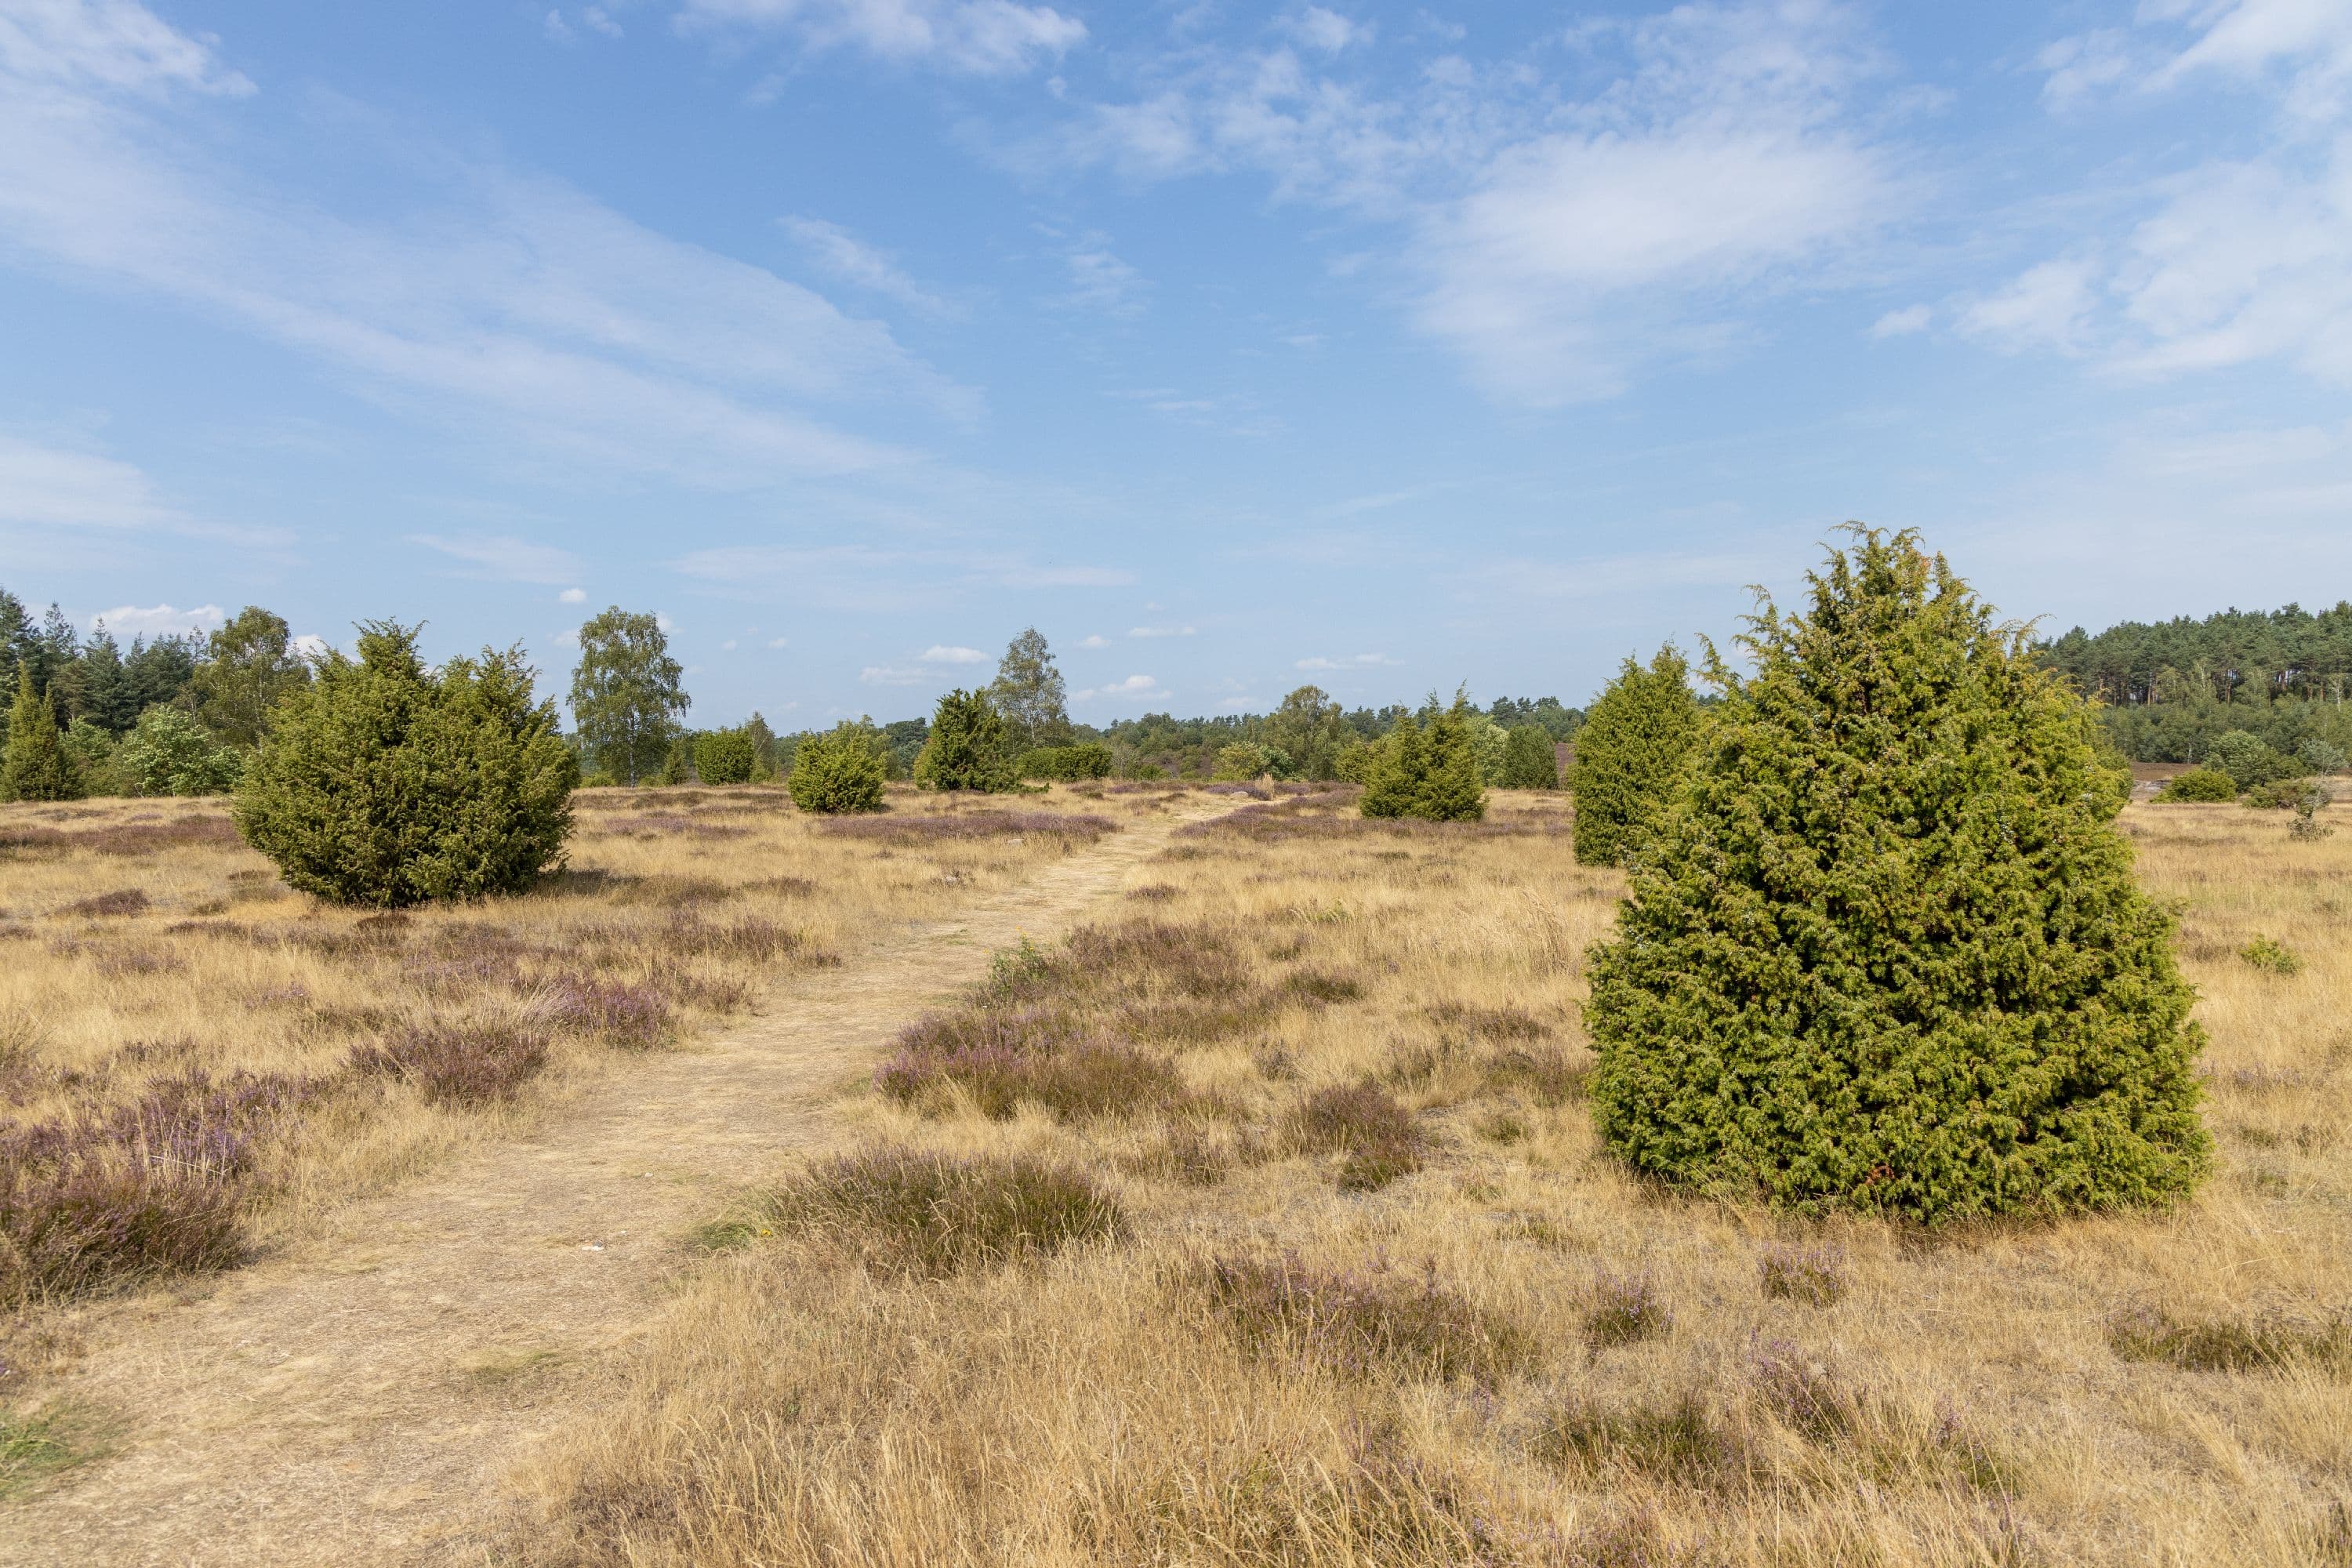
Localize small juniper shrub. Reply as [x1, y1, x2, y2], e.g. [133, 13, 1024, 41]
[2154, 766, 2237, 802]
[1533, 1391, 1729, 1484]
[1582, 1268, 1673, 1347]
[2240, 936, 2303, 975]
[1759, 1241, 1849, 1307]
[1198, 1253, 1534, 1381]
[348, 1020, 550, 1107]
[1289, 1083, 1425, 1192]
[764, 1148, 1124, 1278]
[0, 1069, 317, 1301]
[2106, 1301, 2352, 1374]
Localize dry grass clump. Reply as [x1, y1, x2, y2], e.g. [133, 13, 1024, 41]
[489, 797, 2352, 1566]
[0, 784, 1127, 1305]
[747, 1147, 1126, 1278]
[1287, 1082, 1427, 1191]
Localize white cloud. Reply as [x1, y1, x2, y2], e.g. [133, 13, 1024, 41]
[920, 644, 987, 663]
[859, 663, 929, 685]
[721, 637, 739, 650]
[1959, 259, 2100, 354]
[1058, 241, 1147, 316]
[1074, 673, 1166, 702]
[584, 6, 622, 38]
[1078, 633, 1108, 648]
[1295, 652, 1396, 670]
[782, 216, 954, 314]
[559, 586, 587, 604]
[0, 9, 971, 490]
[1871, 304, 1931, 338]
[1127, 624, 1195, 638]
[289, 633, 329, 659]
[0, 434, 176, 528]
[0, 0, 254, 95]
[677, 0, 1085, 76]
[543, 9, 576, 44]
[408, 533, 586, 585]
[655, 612, 674, 631]
[1286, 7, 1366, 54]
[90, 601, 225, 637]
[767, 636, 789, 648]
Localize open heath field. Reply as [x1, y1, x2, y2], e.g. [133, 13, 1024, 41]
[503, 791, 2352, 1568]
[0, 782, 1145, 1313]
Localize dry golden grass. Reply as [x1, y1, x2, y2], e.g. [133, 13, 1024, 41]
[0, 782, 1134, 1299]
[501, 792, 2352, 1567]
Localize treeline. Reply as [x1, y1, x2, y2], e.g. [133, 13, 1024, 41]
[2039, 601, 2352, 764]
[1, 590, 310, 800]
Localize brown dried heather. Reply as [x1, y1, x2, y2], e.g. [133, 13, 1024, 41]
[1197, 1254, 1533, 1381]
[56, 888, 149, 919]
[764, 1148, 1125, 1278]
[874, 1007, 1185, 1122]
[1288, 1083, 1425, 1191]
[349, 1022, 552, 1107]
[1759, 1242, 1849, 1308]
[545, 978, 675, 1048]
[1582, 1268, 1673, 1347]
[817, 811, 1116, 847]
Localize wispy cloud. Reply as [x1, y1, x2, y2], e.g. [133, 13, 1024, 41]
[1295, 652, 1396, 670]
[89, 601, 226, 637]
[781, 215, 956, 315]
[1128, 624, 1195, 638]
[920, 644, 987, 663]
[1074, 673, 1166, 702]
[408, 533, 586, 585]
[676, 0, 1085, 77]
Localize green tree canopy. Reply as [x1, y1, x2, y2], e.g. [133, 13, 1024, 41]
[914, 688, 1014, 791]
[1359, 695, 1486, 822]
[118, 705, 244, 796]
[568, 606, 688, 786]
[2, 666, 83, 801]
[186, 606, 312, 749]
[234, 623, 577, 906]
[1498, 724, 1560, 789]
[1587, 528, 2208, 1222]
[1569, 644, 1702, 866]
[1265, 685, 1348, 781]
[789, 720, 887, 814]
[695, 727, 759, 785]
[988, 627, 1069, 752]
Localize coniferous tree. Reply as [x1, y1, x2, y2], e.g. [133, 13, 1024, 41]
[694, 727, 758, 785]
[1570, 644, 1702, 866]
[568, 607, 688, 786]
[1498, 724, 1561, 789]
[1588, 528, 2208, 1222]
[234, 623, 575, 905]
[2, 666, 83, 801]
[988, 628, 1069, 751]
[1359, 699, 1486, 822]
[743, 712, 780, 779]
[125, 633, 200, 713]
[789, 720, 887, 814]
[78, 626, 139, 734]
[914, 688, 1014, 791]
[1359, 714, 1428, 818]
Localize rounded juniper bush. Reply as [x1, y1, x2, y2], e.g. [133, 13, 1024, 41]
[1569, 644, 1701, 866]
[233, 622, 577, 906]
[788, 720, 887, 813]
[1587, 528, 2209, 1222]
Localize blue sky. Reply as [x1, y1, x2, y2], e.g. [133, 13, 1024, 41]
[2, 0, 2348, 728]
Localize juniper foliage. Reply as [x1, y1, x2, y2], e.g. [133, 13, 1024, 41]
[1587, 528, 2209, 1222]
[915, 688, 1016, 791]
[1, 666, 82, 801]
[789, 720, 888, 814]
[1359, 696, 1486, 822]
[233, 622, 577, 905]
[1569, 644, 1700, 866]
[1498, 724, 1560, 789]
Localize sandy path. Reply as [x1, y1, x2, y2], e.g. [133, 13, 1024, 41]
[3, 800, 1211, 1566]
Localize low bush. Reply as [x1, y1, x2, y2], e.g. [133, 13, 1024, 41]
[2154, 766, 2238, 802]
[692, 727, 758, 785]
[1199, 1253, 1533, 1381]
[2207, 729, 2302, 789]
[1018, 742, 1113, 782]
[1288, 1083, 1425, 1192]
[764, 1148, 1125, 1277]
[1533, 1391, 1729, 1482]
[2242, 776, 2318, 810]
[787, 722, 887, 814]
[234, 623, 577, 906]
[348, 1020, 550, 1106]
[1582, 1268, 1673, 1346]
[2239, 936, 2302, 975]
[1759, 1241, 1849, 1306]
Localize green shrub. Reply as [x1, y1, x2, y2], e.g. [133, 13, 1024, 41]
[1587, 528, 2209, 1222]
[2155, 767, 2238, 802]
[232, 622, 578, 906]
[1213, 741, 1275, 781]
[1570, 644, 1700, 866]
[0, 668, 82, 802]
[913, 688, 1015, 791]
[116, 705, 243, 797]
[657, 737, 691, 786]
[788, 720, 887, 813]
[693, 726, 758, 785]
[2298, 737, 2348, 776]
[1498, 724, 1559, 789]
[1359, 699, 1485, 822]
[2239, 936, 2302, 975]
[2242, 777, 2318, 811]
[2207, 729, 2299, 789]
[1019, 742, 1113, 781]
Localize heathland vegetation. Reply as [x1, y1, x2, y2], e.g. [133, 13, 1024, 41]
[2, 532, 2349, 1563]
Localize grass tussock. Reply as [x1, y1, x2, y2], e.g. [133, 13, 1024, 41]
[1196, 1253, 1534, 1381]
[2106, 1301, 2352, 1374]
[1287, 1083, 1427, 1191]
[348, 1020, 550, 1106]
[759, 1148, 1126, 1278]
